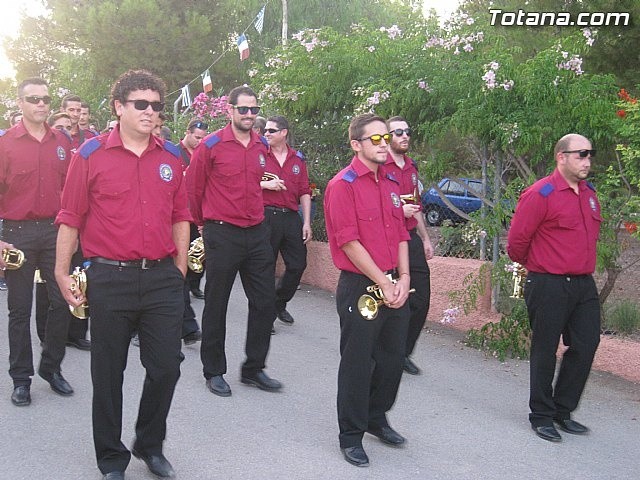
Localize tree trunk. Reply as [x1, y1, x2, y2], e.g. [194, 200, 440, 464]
[282, 0, 288, 46]
[599, 266, 621, 317]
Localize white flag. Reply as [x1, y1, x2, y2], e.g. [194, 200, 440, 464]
[180, 85, 191, 109]
[254, 5, 266, 35]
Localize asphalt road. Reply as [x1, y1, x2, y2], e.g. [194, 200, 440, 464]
[1, 280, 639, 480]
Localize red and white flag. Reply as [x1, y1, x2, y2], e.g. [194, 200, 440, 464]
[237, 34, 250, 61]
[201, 69, 212, 93]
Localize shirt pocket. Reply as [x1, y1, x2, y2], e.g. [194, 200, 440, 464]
[357, 208, 381, 223]
[95, 182, 131, 213]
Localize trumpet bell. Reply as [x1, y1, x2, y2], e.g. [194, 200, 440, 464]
[2, 248, 26, 270]
[357, 294, 381, 320]
[262, 172, 281, 182]
[69, 267, 89, 319]
[187, 236, 205, 273]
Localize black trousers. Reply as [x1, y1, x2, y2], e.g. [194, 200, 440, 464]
[524, 272, 600, 427]
[86, 261, 184, 474]
[336, 271, 409, 448]
[186, 223, 204, 291]
[2, 219, 70, 386]
[200, 221, 276, 379]
[181, 279, 199, 337]
[406, 230, 431, 357]
[264, 208, 307, 312]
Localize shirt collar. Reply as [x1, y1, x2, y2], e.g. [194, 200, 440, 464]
[350, 155, 387, 178]
[104, 124, 161, 155]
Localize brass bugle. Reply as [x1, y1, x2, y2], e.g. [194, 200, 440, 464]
[187, 236, 205, 273]
[510, 262, 527, 299]
[262, 172, 281, 182]
[2, 248, 26, 270]
[400, 187, 419, 205]
[69, 266, 89, 319]
[357, 279, 416, 320]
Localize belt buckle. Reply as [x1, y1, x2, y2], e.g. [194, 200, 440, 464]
[141, 258, 149, 270]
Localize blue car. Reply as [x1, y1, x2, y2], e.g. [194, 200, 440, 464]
[421, 178, 484, 226]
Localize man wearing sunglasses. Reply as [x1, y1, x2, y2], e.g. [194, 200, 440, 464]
[262, 115, 312, 327]
[55, 69, 190, 480]
[0, 77, 74, 408]
[324, 113, 411, 467]
[186, 85, 282, 398]
[508, 134, 601, 444]
[385, 117, 434, 376]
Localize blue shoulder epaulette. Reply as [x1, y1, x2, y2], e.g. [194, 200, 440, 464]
[0, 129, 5, 137]
[586, 181, 596, 192]
[410, 158, 418, 170]
[204, 134, 221, 148]
[163, 140, 180, 158]
[539, 183, 554, 197]
[79, 137, 102, 159]
[341, 169, 357, 183]
[259, 136, 269, 148]
[386, 172, 400, 184]
[296, 150, 306, 161]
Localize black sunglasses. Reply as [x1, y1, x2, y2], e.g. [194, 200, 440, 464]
[232, 105, 261, 115]
[264, 128, 281, 134]
[358, 133, 391, 146]
[124, 99, 165, 112]
[390, 128, 412, 137]
[22, 95, 52, 105]
[562, 149, 596, 158]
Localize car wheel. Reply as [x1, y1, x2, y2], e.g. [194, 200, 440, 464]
[425, 207, 442, 226]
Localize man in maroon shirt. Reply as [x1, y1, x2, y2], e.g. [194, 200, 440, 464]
[262, 115, 312, 326]
[0, 77, 74, 407]
[61, 94, 95, 153]
[324, 113, 411, 467]
[385, 116, 434, 375]
[186, 85, 282, 398]
[55, 69, 190, 480]
[508, 133, 601, 443]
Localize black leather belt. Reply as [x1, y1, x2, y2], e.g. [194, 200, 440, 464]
[3, 218, 55, 227]
[206, 220, 261, 229]
[265, 206, 296, 214]
[90, 256, 173, 269]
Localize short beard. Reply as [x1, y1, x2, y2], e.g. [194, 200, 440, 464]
[391, 143, 409, 154]
[232, 117, 254, 132]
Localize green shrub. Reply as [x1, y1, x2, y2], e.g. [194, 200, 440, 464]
[603, 300, 640, 336]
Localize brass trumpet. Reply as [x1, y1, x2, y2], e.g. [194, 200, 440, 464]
[400, 188, 419, 205]
[2, 248, 26, 270]
[69, 266, 89, 319]
[188, 236, 205, 273]
[357, 275, 415, 320]
[262, 172, 281, 182]
[510, 262, 527, 299]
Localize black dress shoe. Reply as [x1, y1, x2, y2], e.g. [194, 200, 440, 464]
[132, 449, 175, 478]
[240, 370, 282, 391]
[103, 471, 125, 480]
[190, 288, 205, 299]
[277, 309, 295, 325]
[367, 426, 406, 446]
[66, 338, 91, 351]
[206, 375, 231, 397]
[402, 357, 421, 375]
[341, 446, 369, 467]
[183, 330, 202, 345]
[11, 385, 31, 406]
[554, 418, 589, 435]
[39, 371, 74, 396]
[532, 425, 562, 442]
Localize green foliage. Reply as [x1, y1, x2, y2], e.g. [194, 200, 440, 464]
[465, 301, 531, 361]
[447, 262, 489, 315]
[437, 221, 491, 259]
[603, 300, 640, 336]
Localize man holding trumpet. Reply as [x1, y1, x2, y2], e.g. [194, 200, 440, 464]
[324, 113, 411, 467]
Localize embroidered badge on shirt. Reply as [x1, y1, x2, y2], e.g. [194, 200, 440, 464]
[159, 164, 173, 182]
[292, 164, 300, 175]
[589, 197, 596, 211]
[391, 192, 401, 208]
[57, 146, 66, 160]
[259, 153, 266, 168]
[411, 173, 417, 185]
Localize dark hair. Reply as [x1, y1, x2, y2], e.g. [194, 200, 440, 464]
[17, 77, 48, 97]
[80, 102, 91, 112]
[110, 69, 166, 117]
[187, 118, 208, 132]
[9, 111, 23, 126]
[267, 115, 289, 131]
[253, 116, 266, 134]
[159, 126, 172, 141]
[47, 112, 71, 126]
[228, 85, 257, 105]
[61, 94, 82, 109]
[349, 113, 386, 141]
[386, 115, 407, 128]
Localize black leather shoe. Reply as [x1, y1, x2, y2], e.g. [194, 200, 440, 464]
[183, 330, 202, 345]
[66, 338, 91, 351]
[554, 418, 589, 435]
[206, 375, 231, 397]
[241, 370, 282, 391]
[39, 371, 74, 396]
[103, 471, 125, 479]
[11, 385, 31, 406]
[190, 288, 205, 299]
[402, 357, 421, 375]
[132, 449, 175, 478]
[367, 426, 406, 446]
[277, 309, 295, 325]
[532, 425, 562, 442]
[341, 446, 369, 467]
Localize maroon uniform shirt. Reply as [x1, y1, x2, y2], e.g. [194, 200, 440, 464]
[507, 168, 602, 275]
[186, 123, 268, 227]
[262, 146, 312, 211]
[384, 152, 421, 231]
[324, 156, 410, 274]
[0, 122, 71, 220]
[70, 128, 95, 153]
[55, 126, 191, 260]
